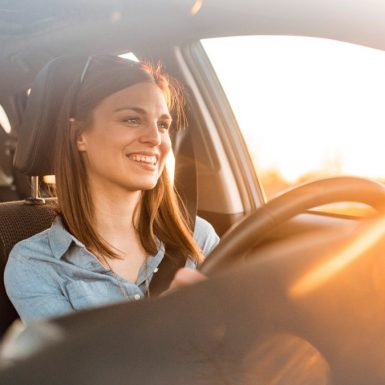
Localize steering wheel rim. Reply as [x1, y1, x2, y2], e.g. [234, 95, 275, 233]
[200, 176, 385, 276]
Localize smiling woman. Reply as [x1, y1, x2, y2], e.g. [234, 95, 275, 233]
[4, 55, 219, 322]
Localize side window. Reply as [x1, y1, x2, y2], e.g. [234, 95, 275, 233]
[202, 36, 385, 215]
[0, 105, 14, 184]
[0, 105, 20, 201]
[0, 105, 11, 134]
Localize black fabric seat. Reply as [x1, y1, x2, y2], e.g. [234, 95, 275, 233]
[0, 199, 58, 336]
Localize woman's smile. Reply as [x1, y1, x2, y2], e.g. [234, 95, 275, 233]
[127, 153, 159, 172]
[127, 153, 158, 166]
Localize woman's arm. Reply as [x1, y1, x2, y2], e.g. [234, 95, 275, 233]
[168, 268, 207, 291]
[193, 216, 220, 257]
[167, 216, 220, 292]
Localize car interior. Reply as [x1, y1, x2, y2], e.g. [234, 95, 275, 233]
[2, 0, 385, 384]
[0, 0, 262, 338]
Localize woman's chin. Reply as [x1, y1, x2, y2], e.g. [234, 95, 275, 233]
[130, 180, 159, 192]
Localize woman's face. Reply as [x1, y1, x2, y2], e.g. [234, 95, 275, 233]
[76, 82, 172, 194]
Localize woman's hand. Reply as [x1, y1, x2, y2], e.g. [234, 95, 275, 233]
[166, 268, 207, 292]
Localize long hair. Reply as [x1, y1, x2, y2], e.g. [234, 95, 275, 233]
[54, 55, 203, 263]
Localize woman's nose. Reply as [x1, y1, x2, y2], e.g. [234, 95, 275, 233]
[139, 122, 162, 145]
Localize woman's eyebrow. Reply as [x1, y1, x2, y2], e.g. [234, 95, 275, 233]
[114, 106, 172, 120]
[114, 106, 146, 113]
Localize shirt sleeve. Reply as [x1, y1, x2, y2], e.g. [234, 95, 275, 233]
[4, 250, 73, 323]
[193, 216, 220, 257]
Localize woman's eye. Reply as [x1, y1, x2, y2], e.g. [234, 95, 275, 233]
[124, 117, 140, 125]
[158, 121, 170, 130]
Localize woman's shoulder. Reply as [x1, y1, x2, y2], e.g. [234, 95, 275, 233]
[193, 216, 220, 257]
[4, 228, 54, 296]
[7, 215, 64, 264]
[9, 228, 51, 260]
[4, 216, 72, 296]
[193, 216, 216, 234]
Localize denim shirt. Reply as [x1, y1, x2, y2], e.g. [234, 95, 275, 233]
[4, 216, 219, 322]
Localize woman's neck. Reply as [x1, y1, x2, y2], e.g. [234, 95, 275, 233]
[90, 184, 144, 253]
[87, 186, 149, 282]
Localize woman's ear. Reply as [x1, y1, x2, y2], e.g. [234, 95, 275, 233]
[70, 118, 88, 152]
[76, 132, 87, 152]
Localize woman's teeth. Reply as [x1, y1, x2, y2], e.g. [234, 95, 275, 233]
[129, 154, 157, 165]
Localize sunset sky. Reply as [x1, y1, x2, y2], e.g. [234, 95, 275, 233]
[203, 36, 385, 185]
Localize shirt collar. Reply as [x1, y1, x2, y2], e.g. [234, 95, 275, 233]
[47, 215, 165, 275]
[48, 216, 86, 259]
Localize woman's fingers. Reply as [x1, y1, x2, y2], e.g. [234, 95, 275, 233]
[166, 268, 207, 292]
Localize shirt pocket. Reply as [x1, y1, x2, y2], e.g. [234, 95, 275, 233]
[64, 280, 124, 311]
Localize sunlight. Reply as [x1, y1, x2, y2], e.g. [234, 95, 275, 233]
[289, 215, 385, 298]
[243, 333, 329, 385]
[191, 0, 203, 16]
[166, 151, 175, 183]
[202, 36, 385, 191]
[118, 52, 139, 62]
[0, 105, 11, 134]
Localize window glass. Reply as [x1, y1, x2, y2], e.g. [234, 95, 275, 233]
[202, 36, 385, 215]
[0, 105, 11, 134]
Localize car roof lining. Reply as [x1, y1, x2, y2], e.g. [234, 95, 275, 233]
[2, 0, 385, 96]
[2, 0, 385, 46]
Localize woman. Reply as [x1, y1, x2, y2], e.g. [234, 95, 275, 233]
[4, 55, 219, 322]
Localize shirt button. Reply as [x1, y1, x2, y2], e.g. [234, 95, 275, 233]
[134, 294, 141, 300]
[154, 268, 159, 273]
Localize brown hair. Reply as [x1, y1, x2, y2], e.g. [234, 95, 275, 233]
[54, 55, 203, 263]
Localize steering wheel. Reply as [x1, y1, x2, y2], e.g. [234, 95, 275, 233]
[3, 176, 385, 385]
[200, 176, 385, 275]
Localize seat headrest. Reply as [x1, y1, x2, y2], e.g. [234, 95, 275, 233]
[14, 56, 87, 176]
